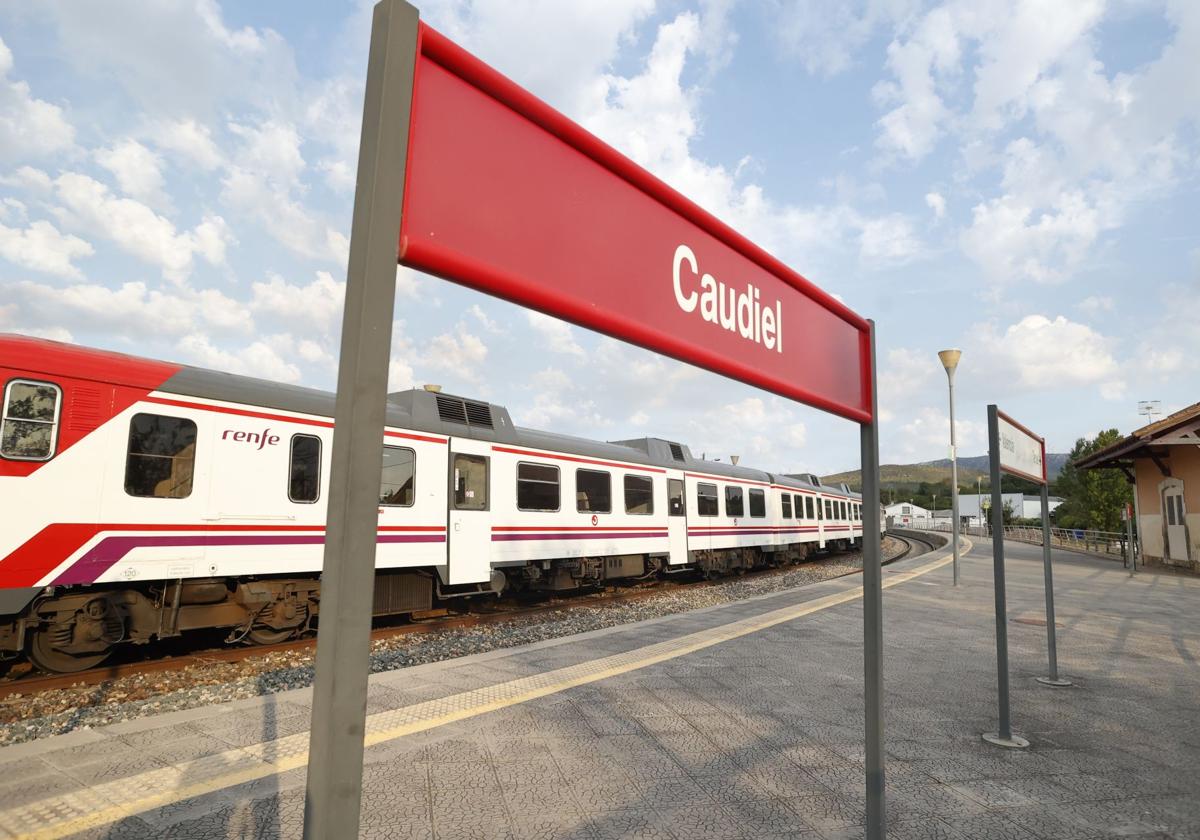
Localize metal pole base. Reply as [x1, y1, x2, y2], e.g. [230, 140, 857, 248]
[981, 732, 1030, 749]
[1036, 676, 1072, 687]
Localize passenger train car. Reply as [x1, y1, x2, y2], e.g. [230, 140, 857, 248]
[0, 335, 876, 672]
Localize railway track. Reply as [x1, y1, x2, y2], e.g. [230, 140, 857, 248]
[889, 532, 940, 561]
[0, 537, 931, 701]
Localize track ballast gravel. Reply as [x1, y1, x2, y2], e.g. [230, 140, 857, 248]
[0, 538, 908, 746]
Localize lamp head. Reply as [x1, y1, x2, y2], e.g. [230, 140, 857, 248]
[938, 348, 962, 373]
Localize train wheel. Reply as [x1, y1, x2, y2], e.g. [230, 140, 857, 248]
[27, 630, 111, 674]
[247, 626, 293, 645]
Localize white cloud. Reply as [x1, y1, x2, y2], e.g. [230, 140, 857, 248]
[249, 271, 345, 338]
[177, 333, 301, 384]
[891, 405, 983, 463]
[925, 191, 945, 219]
[150, 119, 222, 170]
[0, 220, 93, 278]
[525, 311, 585, 357]
[629, 410, 650, 427]
[469, 304, 504, 335]
[1078, 295, 1114, 314]
[0, 35, 75, 160]
[52, 172, 231, 281]
[95, 139, 168, 207]
[220, 119, 346, 264]
[38, 0, 296, 119]
[2, 166, 53, 194]
[687, 396, 808, 469]
[426, 323, 489, 384]
[975, 314, 1121, 393]
[7, 279, 253, 338]
[858, 214, 921, 265]
[774, 0, 917, 77]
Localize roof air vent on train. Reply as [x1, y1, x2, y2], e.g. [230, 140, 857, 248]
[435, 394, 468, 424]
[464, 399, 494, 428]
[668, 443, 685, 461]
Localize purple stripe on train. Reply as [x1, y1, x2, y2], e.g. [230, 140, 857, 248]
[52, 532, 445, 585]
[492, 532, 667, 542]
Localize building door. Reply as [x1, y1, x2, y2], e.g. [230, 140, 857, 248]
[1162, 478, 1189, 563]
[448, 439, 491, 584]
[666, 475, 687, 566]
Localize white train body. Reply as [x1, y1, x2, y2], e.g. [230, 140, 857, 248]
[0, 335, 877, 669]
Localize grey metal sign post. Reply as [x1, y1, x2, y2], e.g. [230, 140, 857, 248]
[981, 404, 1029, 749]
[860, 323, 885, 837]
[1036, 480, 1070, 687]
[303, 2, 419, 837]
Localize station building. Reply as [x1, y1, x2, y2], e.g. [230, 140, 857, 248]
[956, 492, 1063, 525]
[1075, 401, 1200, 571]
[884, 502, 930, 528]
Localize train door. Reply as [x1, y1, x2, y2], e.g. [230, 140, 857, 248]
[666, 474, 687, 566]
[447, 438, 491, 584]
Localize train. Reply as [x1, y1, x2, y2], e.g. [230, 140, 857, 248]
[0, 334, 876, 672]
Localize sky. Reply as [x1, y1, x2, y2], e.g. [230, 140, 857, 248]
[0, 0, 1197, 476]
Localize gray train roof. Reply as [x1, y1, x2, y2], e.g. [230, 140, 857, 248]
[156, 361, 853, 496]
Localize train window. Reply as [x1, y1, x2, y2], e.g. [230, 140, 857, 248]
[624, 474, 654, 515]
[806, 497, 815, 520]
[668, 479, 685, 516]
[380, 446, 416, 506]
[288, 434, 322, 503]
[125, 413, 197, 498]
[517, 462, 559, 511]
[697, 482, 718, 516]
[781, 494, 792, 519]
[842, 501, 848, 520]
[748, 489, 765, 518]
[576, 469, 611, 513]
[824, 499, 832, 520]
[725, 486, 744, 517]
[453, 453, 488, 510]
[1, 379, 61, 461]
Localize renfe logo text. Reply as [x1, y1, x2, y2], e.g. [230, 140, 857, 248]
[222, 428, 281, 450]
[672, 244, 783, 353]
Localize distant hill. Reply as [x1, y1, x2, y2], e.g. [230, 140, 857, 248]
[821, 463, 988, 490]
[822, 452, 1068, 491]
[917, 453, 1069, 481]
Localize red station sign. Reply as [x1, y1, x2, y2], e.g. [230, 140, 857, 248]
[398, 25, 872, 423]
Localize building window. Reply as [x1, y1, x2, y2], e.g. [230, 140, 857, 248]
[902, 505, 911, 515]
[380, 446, 416, 506]
[517, 462, 559, 511]
[576, 468, 611, 513]
[624, 474, 653, 515]
[289, 434, 321, 503]
[125, 413, 197, 498]
[668, 478, 685, 516]
[748, 488, 765, 518]
[725, 486, 744, 517]
[697, 482, 718, 516]
[1, 379, 61, 461]
[781, 494, 792, 519]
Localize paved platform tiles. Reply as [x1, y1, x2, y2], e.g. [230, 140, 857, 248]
[0, 538, 1197, 839]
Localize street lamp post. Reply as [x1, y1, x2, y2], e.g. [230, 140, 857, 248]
[938, 349, 962, 586]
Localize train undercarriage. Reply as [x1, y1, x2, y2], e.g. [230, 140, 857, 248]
[0, 540, 854, 674]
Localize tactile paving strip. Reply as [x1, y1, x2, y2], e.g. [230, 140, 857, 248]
[1, 544, 960, 839]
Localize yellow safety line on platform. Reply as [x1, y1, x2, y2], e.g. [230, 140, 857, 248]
[5, 539, 966, 840]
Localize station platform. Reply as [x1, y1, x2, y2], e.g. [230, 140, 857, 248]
[1, 537, 1197, 840]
